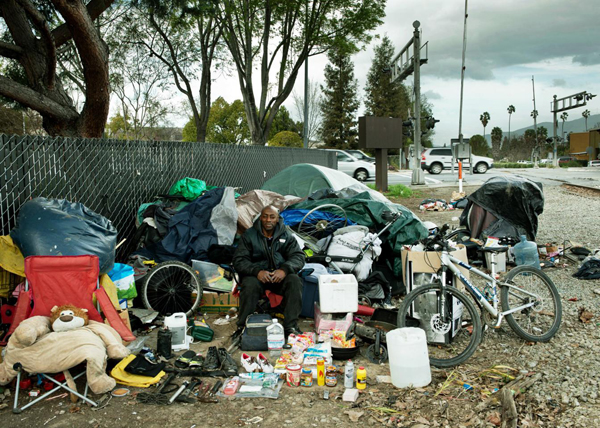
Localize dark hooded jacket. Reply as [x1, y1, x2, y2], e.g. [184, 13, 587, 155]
[233, 216, 305, 279]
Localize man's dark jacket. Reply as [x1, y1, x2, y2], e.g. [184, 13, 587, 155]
[233, 216, 305, 278]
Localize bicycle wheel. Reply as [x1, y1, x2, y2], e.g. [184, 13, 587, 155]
[397, 283, 482, 368]
[297, 204, 348, 241]
[501, 265, 562, 342]
[142, 261, 203, 317]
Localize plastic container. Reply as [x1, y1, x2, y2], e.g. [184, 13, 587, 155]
[223, 376, 240, 395]
[286, 364, 301, 387]
[318, 274, 358, 313]
[356, 366, 367, 390]
[344, 360, 354, 389]
[386, 328, 432, 388]
[267, 319, 285, 358]
[164, 313, 187, 349]
[513, 235, 541, 269]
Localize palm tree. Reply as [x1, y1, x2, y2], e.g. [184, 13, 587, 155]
[507, 105, 515, 147]
[582, 109, 590, 131]
[560, 112, 568, 144]
[480, 112, 490, 138]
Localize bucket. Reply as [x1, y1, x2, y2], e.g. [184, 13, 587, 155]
[164, 312, 187, 348]
[386, 327, 431, 388]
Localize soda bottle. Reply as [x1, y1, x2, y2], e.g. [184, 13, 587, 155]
[317, 357, 325, 386]
[344, 360, 354, 389]
[356, 366, 367, 390]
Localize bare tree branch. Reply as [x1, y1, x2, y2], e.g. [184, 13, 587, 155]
[51, 0, 117, 48]
[0, 41, 24, 59]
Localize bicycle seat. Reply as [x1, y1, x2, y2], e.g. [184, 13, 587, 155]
[480, 246, 509, 253]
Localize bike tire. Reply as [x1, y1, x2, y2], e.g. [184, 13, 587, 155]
[397, 283, 482, 368]
[501, 265, 562, 342]
[142, 261, 203, 317]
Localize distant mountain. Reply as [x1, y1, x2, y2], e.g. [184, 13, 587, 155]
[482, 113, 600, 144]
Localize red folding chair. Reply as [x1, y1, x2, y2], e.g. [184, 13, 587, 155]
[8, 255, 135, 413]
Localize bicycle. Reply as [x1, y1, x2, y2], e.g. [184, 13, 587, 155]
[397, 224, 562, 368]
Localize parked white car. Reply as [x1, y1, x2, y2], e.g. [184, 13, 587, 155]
[420, 147, 494, 174]
[589, 160, 600, 167]
[325, 149, 376, 181]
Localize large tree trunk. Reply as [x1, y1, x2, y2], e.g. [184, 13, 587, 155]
[0, 0, 113, 138]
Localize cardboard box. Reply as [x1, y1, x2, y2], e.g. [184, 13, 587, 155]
[200, 291, 239, 313]
[400, 246, 470, 291]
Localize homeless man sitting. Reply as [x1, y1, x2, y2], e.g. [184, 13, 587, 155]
[233, 205, 305, 338]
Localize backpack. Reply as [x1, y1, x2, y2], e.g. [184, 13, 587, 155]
[240, 313, 272, 351]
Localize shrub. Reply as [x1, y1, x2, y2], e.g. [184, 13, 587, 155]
[367, 183, 414, 198]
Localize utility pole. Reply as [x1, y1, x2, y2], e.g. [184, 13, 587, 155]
[302, 0, 309, 149]
[412, 21, 424, 185]
[457, 0, 471, 174]
[532, 76, 539, 167]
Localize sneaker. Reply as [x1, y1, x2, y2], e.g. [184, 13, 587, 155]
[284, 326, 303, 339]
[204, 346, 220, 371]
[256, 353, 274, 373]
[231, 326, 244, 341]
[218, 348, 238, 376]
[240, 353, 259, 373]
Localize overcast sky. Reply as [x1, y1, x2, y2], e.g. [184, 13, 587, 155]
[170, 0, 600, 146]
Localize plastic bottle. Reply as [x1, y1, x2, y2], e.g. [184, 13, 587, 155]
[344, 360, 355, 389]
[223, 376, 240, 395]
[317, 358, 325, 386]
[356, 366, 367, 390]
[267, 319, 285, 358]
[513, 235, 541, 269]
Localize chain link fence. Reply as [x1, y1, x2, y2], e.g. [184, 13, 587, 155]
[0, 134, 335, 262]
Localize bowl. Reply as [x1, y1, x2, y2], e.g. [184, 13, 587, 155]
[331, 346, 360, 360]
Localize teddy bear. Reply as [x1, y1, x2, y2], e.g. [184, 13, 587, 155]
[0, 304, 131, 395]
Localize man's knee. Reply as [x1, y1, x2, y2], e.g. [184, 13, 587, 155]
[283, 274, 303, 292]
[240, 276, 263, 294]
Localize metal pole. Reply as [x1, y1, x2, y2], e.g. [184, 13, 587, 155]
[457, 0, 472, 175]
[303, 57, 309, 149]
[553, 95, 558, 167]
[411, 21, 424, 185]
[532, 76, 538, 167]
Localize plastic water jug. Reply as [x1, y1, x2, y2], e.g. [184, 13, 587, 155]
[386, 328, 432, 388]
[164, 312, 187, 348]
[513, 235, 541, 269]
[266, 319, 285, 357]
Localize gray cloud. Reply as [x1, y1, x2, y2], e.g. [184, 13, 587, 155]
[376, 0, 600, 81]
[553, 79, 567, 87]
[423, 90, 441, 100]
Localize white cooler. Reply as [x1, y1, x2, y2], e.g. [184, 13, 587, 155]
[318, 274, 358, 313]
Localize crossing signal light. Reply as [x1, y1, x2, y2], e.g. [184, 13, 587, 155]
[425, 116, 440, 130]
[402, 119, 413, 137]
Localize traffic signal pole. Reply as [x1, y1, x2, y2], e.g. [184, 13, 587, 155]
[412, 22, 424, 185]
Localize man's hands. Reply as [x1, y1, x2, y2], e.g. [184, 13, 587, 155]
[257, 269, 287, 284]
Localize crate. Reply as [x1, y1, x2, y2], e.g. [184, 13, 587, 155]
[318, 274, 358, 313]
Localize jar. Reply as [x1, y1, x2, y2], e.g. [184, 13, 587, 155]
[325, 365, 337, 387]
[286, 364, 301, 387]
[300, 368, 313, 387]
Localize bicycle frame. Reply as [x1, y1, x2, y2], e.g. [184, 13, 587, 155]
[441, 251, 538, 328]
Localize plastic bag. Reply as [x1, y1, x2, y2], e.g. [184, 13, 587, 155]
[10, 198, 117, 274]
[108, 263, 137, 299]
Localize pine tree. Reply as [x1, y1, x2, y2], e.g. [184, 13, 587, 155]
[320, 46, 360, 149]
[364, 36, 411, 118]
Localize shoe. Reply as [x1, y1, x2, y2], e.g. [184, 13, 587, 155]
[218, 348, 238, 376]
[204, 346, 220, 371]
[256, 353, 274, 373]
[188, 354, 204, 369]
[284, 326, 303, 338]
[231, 326, 244, 341]
[240, 353, 259, 373]
[174, 350, 196, 368]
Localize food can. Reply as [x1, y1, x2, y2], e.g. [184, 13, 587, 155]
[300, 368, 313, 387]
[286, 364, 301, 387]
[325, 365, 337, 387]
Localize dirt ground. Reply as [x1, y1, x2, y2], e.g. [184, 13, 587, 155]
[0, 185, 571, 427]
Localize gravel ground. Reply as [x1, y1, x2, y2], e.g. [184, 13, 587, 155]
[1, 184, 599, 428]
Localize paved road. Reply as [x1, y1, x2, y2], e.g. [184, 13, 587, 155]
[383, 167, 600, 188]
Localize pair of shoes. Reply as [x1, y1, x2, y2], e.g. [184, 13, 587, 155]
[218, 348, 238, 376]
[240, 353, 259, 372]
[256, 353, 274, 373]
[204, 346, 220, 371]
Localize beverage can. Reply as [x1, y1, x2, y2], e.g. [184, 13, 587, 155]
[286, 364, 301, 387]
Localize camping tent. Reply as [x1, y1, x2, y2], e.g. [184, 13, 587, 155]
[261, 164, 389, 203]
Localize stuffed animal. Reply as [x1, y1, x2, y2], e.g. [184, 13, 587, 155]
[0, 311, 130, 395]
[50, 304, 89, 332]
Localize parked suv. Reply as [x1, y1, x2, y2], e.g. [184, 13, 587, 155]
[344, 149, 375, 163]
[325, 149, 375, 181]
[421, 148, 494, 174]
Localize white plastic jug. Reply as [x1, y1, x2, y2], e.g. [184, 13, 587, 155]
[164, 312, 187, 348]
[386, 327, 432, 388]
[266, 319, 285, 357]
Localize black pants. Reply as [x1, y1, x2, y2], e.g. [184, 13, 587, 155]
[237, 274, 303, 329]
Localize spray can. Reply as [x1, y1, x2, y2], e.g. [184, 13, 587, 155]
[356, 366, 367, 390]
[344, 360, 355, 389]
[317, 357, 325, 386]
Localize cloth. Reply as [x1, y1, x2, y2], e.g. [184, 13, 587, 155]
[236, 274, 303, 329]
[573, 257, 600, 280]
[233, 216, 305, 278]
[0, 235, 25, 277]
[0, 317, 130, 395]
[235, 189, 303, 234]
[110, 354, 165, 388]
[326, 230, 382, 281]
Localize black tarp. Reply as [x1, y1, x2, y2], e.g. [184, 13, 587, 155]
[459, 176, 544, 241]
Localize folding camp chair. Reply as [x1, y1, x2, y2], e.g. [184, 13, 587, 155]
[9, 255, 135, 413]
